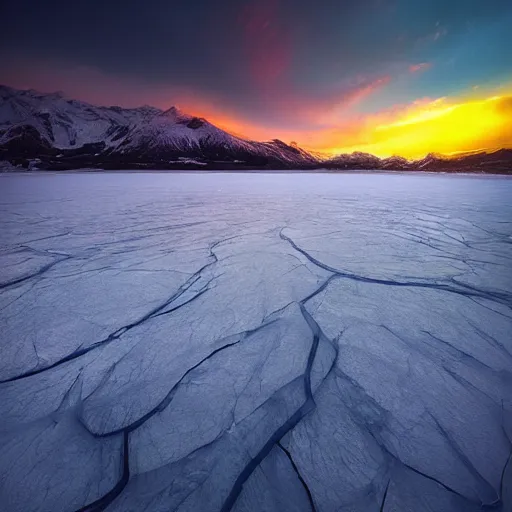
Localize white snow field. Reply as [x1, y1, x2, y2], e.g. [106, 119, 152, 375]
[0, 171, 511, 512]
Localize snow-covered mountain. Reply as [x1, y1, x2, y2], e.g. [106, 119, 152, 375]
[322, 151, 382, 170]
[323, 149, 512, 173]
[0, 85, 159, 149]
[380, 156, 410, 170]
[0, 85, 319, 169]
[1, 85, 511, 172]
[406, 150, 512, 172]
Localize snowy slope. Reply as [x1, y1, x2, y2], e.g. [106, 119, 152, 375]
[0, 85, 319, 168]
[0, 85, 159, 149]
[111, 106, 319, 166]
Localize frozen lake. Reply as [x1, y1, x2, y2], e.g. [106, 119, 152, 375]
[0, 171, 511, 512]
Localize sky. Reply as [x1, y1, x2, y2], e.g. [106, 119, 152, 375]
[1, 0, 511, 158]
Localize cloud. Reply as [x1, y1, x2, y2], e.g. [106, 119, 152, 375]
[239, 0, 292, 91]
[1, 55, 510, 159]
[409, 62, 431, 73]
[320, 90, 512, 158]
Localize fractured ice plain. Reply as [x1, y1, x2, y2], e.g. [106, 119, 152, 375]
[0, 171, 511, 512]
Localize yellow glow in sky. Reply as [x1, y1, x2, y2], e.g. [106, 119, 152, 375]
[325, 91, 512, 159]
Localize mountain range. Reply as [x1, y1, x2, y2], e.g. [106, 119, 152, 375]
[1, 85, 511, 173]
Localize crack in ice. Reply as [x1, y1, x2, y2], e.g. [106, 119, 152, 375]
[220, 304, 336, 512]
[279, 228, 512, 307]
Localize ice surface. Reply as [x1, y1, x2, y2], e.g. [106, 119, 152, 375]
[0, 172, 511, 512]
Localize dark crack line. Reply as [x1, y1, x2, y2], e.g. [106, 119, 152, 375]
[152, 286, 211, 319]
[339, 354, 508, 507]
[95, 339, 241, 437]
[219, 394, 316, 512]
[279, 229, 512, 307]
[44, 265, 113, 280]
[75, 431, 129, 512]
[57, 372, 83, 412]
[220, 304, 328, 512]
[463, 318, 512, 359]
[428, 413, 499, 504]
[0, 246, 221, 384]
[300, 274, 339, 305]
[15, 230, 72, 247]
[443, 367, 497, 404]
[420, 330, 495, 371]
[499, 449, 512, 504]
[0, 254, 71, 290]
[466, 296, 512, 320]
[90, 319, 280, 438]
[379, 479, 390, 512]
[403, 461, 479, 504]
[82, 343, 142, 402]
[501, 400, 512, 446]
[277, 442, 317, 512]
[103, 220, 209, 237]
[451, 278, 512, 304]
[364, 428, 483, 507]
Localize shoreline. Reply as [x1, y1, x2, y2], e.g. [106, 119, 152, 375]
[1, 168, 512, 177]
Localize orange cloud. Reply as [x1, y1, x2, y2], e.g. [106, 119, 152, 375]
[313, 76, 391, 126]
[178, 73, 392, 141]
[179, 84, 512, 160]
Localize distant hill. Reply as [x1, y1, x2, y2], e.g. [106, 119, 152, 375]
[323, 150, 512, 174]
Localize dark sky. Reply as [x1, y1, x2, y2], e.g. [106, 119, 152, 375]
[1, 0, 511, 155]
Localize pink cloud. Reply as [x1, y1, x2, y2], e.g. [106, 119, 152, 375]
[239, 0, 292, 92]
[409, 62, 431, 74]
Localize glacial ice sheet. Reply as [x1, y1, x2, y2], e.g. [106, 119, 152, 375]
[0, 172, 511, 512]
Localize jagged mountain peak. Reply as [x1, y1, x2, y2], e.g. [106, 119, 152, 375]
[0, 84, 319, 169]
[419, 152, 444, 161]
[42, 91, 67, 101]
[137, 104, 162, 114]
[6, 86, 67, 101]
[161, 105, 189, 121]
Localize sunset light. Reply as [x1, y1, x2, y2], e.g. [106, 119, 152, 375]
[322, 90, 512, 159]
